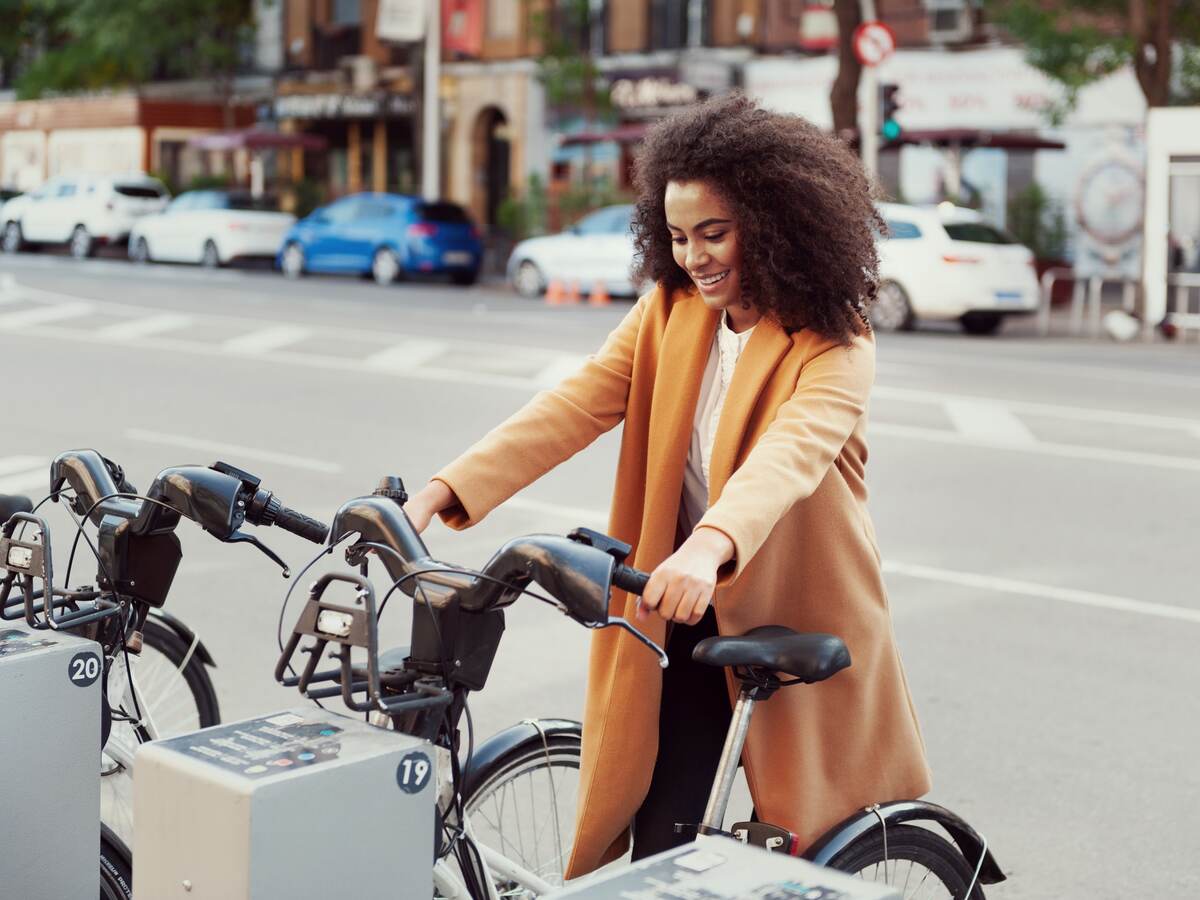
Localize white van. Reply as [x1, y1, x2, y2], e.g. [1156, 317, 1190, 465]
[1, 173, 169, 258]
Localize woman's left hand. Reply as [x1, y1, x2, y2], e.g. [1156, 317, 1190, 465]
[638, 528, 735, 625]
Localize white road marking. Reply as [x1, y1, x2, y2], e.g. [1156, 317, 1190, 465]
[874, 385, 1200, 433]
[0, 456, 44, 476]
[94, 313, 193, 341]
[0, 301, 94, 329]
[363, 339, 449, 371]
[872, 421, 1200, 473]
[943, 399, 1037, 446]
[125, 429, 343, 474]
[883, 560, 1200, 625]
[535, 355, 587, 388]
[221, 325, 312, 355]
[0, 467, 48, 494]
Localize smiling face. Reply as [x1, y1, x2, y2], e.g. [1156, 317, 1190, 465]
[665, 179, 745, 315]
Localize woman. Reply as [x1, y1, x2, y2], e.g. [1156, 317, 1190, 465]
[403, 93, 932, 877]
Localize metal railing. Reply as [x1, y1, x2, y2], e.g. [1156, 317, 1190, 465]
[1167, 273, 1200, 341]
[1038, 269, 1143, 339]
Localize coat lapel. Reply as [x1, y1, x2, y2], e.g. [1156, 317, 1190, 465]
[640, 290, 718, 549]
[708, 318, 792, 502]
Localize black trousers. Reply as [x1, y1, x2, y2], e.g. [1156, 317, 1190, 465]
[630, 607, 734, 860]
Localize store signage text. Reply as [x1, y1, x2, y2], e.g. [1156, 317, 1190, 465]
[609, 77, 699, 112]
[273, 92, 414, 121]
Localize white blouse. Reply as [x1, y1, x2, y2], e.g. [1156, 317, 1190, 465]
[678, 312, 756, 535]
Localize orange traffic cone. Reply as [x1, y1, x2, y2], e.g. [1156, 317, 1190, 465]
[545, 279, 566, 306]
[565, 281, 582, 305]
[588, 280, 611, 307]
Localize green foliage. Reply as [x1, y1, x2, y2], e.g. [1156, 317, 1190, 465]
[1007, 182, 1068, 262]
[290, 178, 326, 219]
[527, 0, 609, 117]
[10, 0, 255, 99]
[497, 174, 549, 241]
[186, 172, 235, 191]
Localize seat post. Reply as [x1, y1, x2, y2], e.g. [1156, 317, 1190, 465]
[700, 687, 756, 831]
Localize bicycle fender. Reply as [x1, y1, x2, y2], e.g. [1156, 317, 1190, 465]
[462, 718, 581, 798]
[147, 607, 216, 668]
[804, 799, 1005, 885]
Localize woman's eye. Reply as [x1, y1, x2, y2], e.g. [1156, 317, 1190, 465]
[671, 236, 687, 245]
[704, 232, 725, 242]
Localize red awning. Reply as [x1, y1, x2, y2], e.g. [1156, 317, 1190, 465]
[558, 124, 648, 147]
[188, 129, 328, 152]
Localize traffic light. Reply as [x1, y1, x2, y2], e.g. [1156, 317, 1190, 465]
[880, 83, 902, 141]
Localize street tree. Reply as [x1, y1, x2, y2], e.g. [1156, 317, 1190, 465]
[989, 0, 1200, 121]
[830, 0, 864, 142]
[11, 0, 256, 124]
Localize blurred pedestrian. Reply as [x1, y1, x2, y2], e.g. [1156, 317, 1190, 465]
[403, 92, 931, 876]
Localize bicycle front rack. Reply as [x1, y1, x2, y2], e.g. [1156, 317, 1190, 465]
[0, 512, 121, 632]
[275, 572, 450, 719]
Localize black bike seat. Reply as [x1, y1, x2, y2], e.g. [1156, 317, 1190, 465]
[0, 495, 33, 523]
[350, 645, 410, 680]
[693, 626, 850, 684]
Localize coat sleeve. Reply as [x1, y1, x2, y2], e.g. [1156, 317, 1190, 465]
[432, 291, 651, 528]
[696, 331, 875, 584]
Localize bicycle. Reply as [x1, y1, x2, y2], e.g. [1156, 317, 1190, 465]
[0, 450, 329, 898]
[271, 481, 1006, 899]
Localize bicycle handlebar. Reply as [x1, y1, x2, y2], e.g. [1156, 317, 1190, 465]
[611, 563, 650, 596]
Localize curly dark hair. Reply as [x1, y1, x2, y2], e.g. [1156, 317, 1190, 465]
[632, 92, 881, 343]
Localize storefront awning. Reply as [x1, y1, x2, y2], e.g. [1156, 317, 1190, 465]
[881, 129, 1066, 151]
[558, 124, 648, 147]
[188, 129, 329, 152]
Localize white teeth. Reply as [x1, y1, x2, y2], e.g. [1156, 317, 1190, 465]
[696, 270, 728, 287]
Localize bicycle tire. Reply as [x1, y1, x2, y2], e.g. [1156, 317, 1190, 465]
[101, 619, 220, 843]
[100, 824, 133, 900]
[461, 731, 582, 891]
[827, 823, 984, 900]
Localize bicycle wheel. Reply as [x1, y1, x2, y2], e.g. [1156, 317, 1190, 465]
[461, 731, 582, 894]
[100, 824, 133, 900]
[827, 823, 984, 900]
[101, 619, 219, 843]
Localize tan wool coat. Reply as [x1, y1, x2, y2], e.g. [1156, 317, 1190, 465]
[434, 284, 932, 878]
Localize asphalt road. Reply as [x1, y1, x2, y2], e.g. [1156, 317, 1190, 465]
[1, 252, 1197, 898]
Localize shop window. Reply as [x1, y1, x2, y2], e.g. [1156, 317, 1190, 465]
[551, 0, 595, 56]
[649, 0, 707, 49]
[488, 0, 518, 39]
[332, 0, 362, 25]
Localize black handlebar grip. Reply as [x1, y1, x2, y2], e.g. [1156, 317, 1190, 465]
[274, 505, 329, 544]
[612, 564, 650, 596]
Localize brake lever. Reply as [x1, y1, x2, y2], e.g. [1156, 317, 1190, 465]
[593, 617, 669, 668]
[223, 530, 291, 578]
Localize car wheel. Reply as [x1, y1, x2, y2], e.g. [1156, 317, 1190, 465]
[201, 240, 221, 269]
[451, 268, 479, 287]
[513, 259, 545, 298]
[2, 221, 23, 254]
[372, 247, 401, 285]
[281, 242, 305, 279]
[869, 280, 914, 332]
[69, 225, 94, 259]
[130, 237, 150, 264]
[960, 311, 1004, 336]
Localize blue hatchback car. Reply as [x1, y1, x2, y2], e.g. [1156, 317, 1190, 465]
[277, 193, 483, 285]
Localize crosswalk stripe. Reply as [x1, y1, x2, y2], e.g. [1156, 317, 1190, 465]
[943, 399, 1037, 446]
[0, 468, 47, 495]
[221, 325, 312, 355]
[363, 339, 448, 371]
[94, 313, 193, 341]
[535, 354, 587, 388]
[0, 302, 94, 329]
[0, 456, 44, 476]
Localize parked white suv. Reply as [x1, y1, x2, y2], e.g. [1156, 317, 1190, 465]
[1, 173, 169, 258]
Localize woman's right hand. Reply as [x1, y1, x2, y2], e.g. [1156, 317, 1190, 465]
[404, 480, 456, 534]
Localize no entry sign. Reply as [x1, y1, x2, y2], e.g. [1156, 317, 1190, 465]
[852, 21, 896, 67]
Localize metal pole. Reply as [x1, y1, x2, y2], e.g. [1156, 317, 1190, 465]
[701, 691, 756, 831]
[422, 0, 441, 200]
[859, 0, 879, 180]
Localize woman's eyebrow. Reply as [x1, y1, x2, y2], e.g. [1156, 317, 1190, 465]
[666, 217, 732, 231]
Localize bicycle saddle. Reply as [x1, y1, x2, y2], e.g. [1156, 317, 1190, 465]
[0, 494, 32, 523]
[693, 626, 850, 684]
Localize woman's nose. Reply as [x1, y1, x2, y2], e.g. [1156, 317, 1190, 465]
[686, 243, 708, 271]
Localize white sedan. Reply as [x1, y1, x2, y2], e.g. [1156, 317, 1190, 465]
[129, 190, 295, 268]
[874, 202, 1040, 335]
[507, 205, 644, 298]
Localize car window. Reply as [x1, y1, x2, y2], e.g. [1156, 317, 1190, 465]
[193, 192, 228, 210]
[416, 202, 469, 224]
[57, 182, 77, 198]
[356, 200, 395, 220]
[942, 222, 1015, 244]
[227, 194, 280, 212]
[574, 207, 626, 235]
[322, 199, 360, 224]
[168, 194, 195, 213]
[884, 219, 922, 240]
[114, 183, 166, 199]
